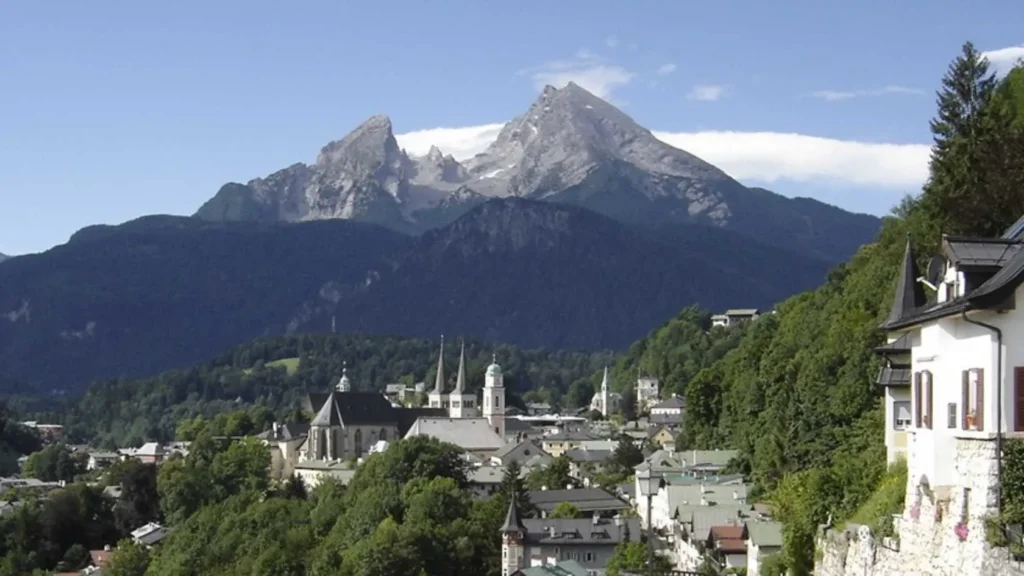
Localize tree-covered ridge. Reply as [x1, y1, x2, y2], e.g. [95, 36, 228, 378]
[672, 45, 1024, 574]
[32, 333, 612, 447]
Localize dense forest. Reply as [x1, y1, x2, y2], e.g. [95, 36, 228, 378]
[24, 333, 613, 447]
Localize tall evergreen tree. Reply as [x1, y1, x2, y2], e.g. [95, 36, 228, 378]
[922, 41, 1019, 237]
[500, 459, 533, 518]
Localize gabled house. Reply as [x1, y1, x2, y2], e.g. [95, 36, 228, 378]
[706, 525, 748, 571]
[647, 425, 677, 450]
[649, 396, 685, 426]
[879, 222, 1024, 554]
[745, 521, 783, 576]
[492, 439, 554, 468]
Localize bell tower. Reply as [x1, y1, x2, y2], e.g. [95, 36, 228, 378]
[483, 354, 505, 437]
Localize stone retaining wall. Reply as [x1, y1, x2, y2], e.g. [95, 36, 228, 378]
[814, 438, 1024, 576]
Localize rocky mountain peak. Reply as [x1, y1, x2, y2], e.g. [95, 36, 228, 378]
[316, 115, 401, 171]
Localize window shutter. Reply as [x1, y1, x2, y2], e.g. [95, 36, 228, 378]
[914, 372, 922, 428]
[976, 369, 985, 431]
[925, 371, 934, 429]
[962, 370, 970, 430]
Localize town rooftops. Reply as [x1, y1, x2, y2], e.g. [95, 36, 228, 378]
[528, 487, 629, 513]
[136, 442, 164, 457]
[726, 309, 759, 317]
[515, 559, 590, 576]
[747, 521, 784, 547]
[563, 448, 613, 463]
[542, 430, 599, 442]
[651, 396, 685, 410]
[522, 516, 640, 545]
[403, 417, 506, 452]
[676, 505, 749, 541]
[131, 522, 171, 546]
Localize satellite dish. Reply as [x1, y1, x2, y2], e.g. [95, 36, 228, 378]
[926, 255, 946, 287]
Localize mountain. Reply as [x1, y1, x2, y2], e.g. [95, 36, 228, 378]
[1, 198, 829, 394]
[196, 82, 880, 263]
[0, 254, 7, 264]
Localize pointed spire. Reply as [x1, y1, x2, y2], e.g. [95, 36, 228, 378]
[601, 366, 609, 391]
[433, 335, 446, 394]
[883, 234, 927, 327]
[500, 495, 526, 534]
[453, 339, 467, 394]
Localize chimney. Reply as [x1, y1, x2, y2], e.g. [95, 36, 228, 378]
[592, 512, 600, 526]
[693, 449, 698, 466]
[272, 422, 279, 437]
[104, 545, 112, 551]
[614, 514, 624, 527]
[700, 483, 706, 494]
[549, 526, 557, 538]
[733, 490, 739, 500]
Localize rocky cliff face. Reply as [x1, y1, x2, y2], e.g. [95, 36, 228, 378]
[195, 84, 880, 263]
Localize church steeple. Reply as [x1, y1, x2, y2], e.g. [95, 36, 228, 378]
[453, 340, 467, 394]
[500, 496, 526, 576]
[882, 235, 926, 327]
[601, 366, 609, 392]
[500, 496, 526, 534]
[336, 362, 351, 392]
[433, 336, 446, 394]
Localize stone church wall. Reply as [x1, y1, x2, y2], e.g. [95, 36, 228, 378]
[816, 438, 1024, 576]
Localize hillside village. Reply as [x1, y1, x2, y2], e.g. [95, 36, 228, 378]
[5, 326, 784, 576]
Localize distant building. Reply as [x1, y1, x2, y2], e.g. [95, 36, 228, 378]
[649, 396, 685, 426]
[588, 367, 621, 417]
[711, 308, 760, 328]
[500, 498, 639, 576]
[635, 376, 660, 412]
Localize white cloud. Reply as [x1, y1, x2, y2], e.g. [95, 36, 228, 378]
[811, 85, 924, 102]
[396, 124, 930, 190]
[687, 84, 726, 101]
[652, 131, 929, 188]
[655, 63, 677, 76]
[395, 123, 505, 160]
[521, 53, 634, 100]
[982, 45, 1024, 76]
[605, 36, 619, 49]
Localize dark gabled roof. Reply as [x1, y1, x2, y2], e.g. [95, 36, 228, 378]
[873, 333, 911, 354]
[876, 366, 912, 387]
[311, 392, 342, 426]
[505, 418, 537, 433]
[881, 237, 927, 329]
[563, 448, 613, 463]
[528, 488, 629, 512]
[301, 392, 331, 415]
[394, 407, 448, 437]
[942, 236, 1021, 269]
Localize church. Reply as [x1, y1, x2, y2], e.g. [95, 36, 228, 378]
[297, 338, 508, 463]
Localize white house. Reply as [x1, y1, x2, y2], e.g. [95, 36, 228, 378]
[745, 521, 783, 576]
[880, 229, 1024, 533]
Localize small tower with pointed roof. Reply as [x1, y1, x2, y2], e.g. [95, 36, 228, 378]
[336, 362, 351, 392]
[881, 235, 927, 328]
[599, 366, 611, 416]
[483, 353, 506, 437]
[499, 497, 526, 576]
[448, 340, 478, 418]
[428, 336, 447, 411]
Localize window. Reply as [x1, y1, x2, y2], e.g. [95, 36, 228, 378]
[962, 369, 985, 431]
[585, 552, 594, 562]
[916, 371, 934, 429]
[894, 401, 911, 430]
[947, 403, 957, 429]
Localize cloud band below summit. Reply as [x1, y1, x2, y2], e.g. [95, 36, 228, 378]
[396, 124, 931, 191]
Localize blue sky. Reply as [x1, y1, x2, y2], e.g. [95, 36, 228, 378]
[2, 1, 1023, 255]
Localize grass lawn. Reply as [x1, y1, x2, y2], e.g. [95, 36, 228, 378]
[244, 357, 300, 375]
